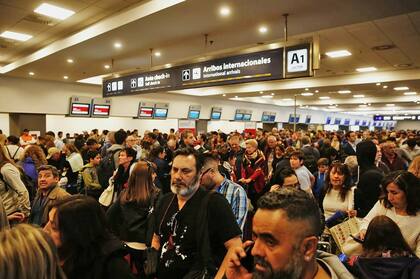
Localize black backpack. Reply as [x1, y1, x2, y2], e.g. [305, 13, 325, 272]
[97, 148, 121, 189]
[0, 168, 36, 202]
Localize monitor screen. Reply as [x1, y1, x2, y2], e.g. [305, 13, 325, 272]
[305, 115, 311, 124]
[234, 113, 244, 121]
[211, 111, 221, 120]
[71, 103, 90, 116]
[154, 108, 168, 118]
[361, 120, 367, 126]
[355, 120, 360, 125]
[243, 114, 251, 121]
[188, 110, 200, 119]
[334, 118, 341, 125]
[92, 104, 110, 116]
[269, 115, 276, 122]
[344, 119, 350, 125]
[139, 107, 154, 118]
[289, 114, 300, 123]
[262, 114, 276, 122]
[326, 116, 331, 124]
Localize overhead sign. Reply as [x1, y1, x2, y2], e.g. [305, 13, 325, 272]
[374, 115, 419, 121]
[103, 44, 312, 97]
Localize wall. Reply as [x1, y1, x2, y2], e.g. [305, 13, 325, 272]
[0, 76, 372, 134]
[395, 121, 420, 130]
[0, 113, 9, 136]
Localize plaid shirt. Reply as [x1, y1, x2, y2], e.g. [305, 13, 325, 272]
[216, 178, 248, 230]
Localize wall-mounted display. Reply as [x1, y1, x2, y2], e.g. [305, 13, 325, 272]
[69, 96, 91, 117]
[91, 98, 111, 118]
[210, 107, 222, 120]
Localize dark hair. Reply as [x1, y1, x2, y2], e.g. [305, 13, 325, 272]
[324, 162, 352, 202]
[37, 165, 59, 178]
[147, 132, 157, 140]
[317, 158, 329, 166]
[120, 147, 137, 161]
[362, 215, 414, 257]
[114, 129, 127, 145]
[149, 145, 165, 160]
[270, 168, 296, 187]
[173, 148, 202, 173]
[52, 195, 111, 277]
[46, 131, 55, 137]
[301, 136, 311, 145]
[120, 161, 159, 206]
[381, 171, 420, 216]
[6, 135, 19, 145]
[258, 188, 324, 237]
[219, 133, 228, 143]
[86, 150, 99, 161]
[290, 150, 304, 161]
[85, 138, 98, 146]
[201, 153, 219, 170]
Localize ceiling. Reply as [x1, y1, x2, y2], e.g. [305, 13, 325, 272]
[1, 0, 420, 115]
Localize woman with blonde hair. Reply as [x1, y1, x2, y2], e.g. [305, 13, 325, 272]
[21, 144, 47, 184]
[0, 224, 66, 279]
[408, 156, 420, 178]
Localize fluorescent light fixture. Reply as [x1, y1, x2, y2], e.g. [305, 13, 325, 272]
[34, 3, 75, 20]
[165, 64, 172, 68]
[222, 94, 226, 97]
[328, 105, 337, 109]
[394, 86, 409, 91]
[386, 104, 395, 107]
[67, 58, 74, 63]
[338, 90, 351, 94]
[356, 67, 377, 72]
[301, 92, 314, 96]
[219, 6, 231, 16]
[259, 26, 268, 34]
[376, 83, 381, 86]
[104, 65, 110, 69]
[359, 104, 367, 108]
[262, 95, 274, 99]
[154, 52, 161, 57]
[114, 42, 122, 48]
[63, 75, 68, 80]
[305, 88, 309, 91]
[282, 98, 292, 101]
[325, 50, 352, 58]
[404, 92, 417, 96]
[383, 85, 388, 89]
[319, 96, 330, 100]
[0, 31, 32, 41]
[29, 72, 35, 76]
[353, 94, 365, 98]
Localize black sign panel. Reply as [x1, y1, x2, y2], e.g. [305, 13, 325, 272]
[103, 48, 284, 97]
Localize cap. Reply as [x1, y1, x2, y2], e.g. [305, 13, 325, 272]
[46, 147, 60, 159]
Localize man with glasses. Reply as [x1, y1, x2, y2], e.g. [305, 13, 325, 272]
[200, 154, 248, 231]
[151, 148, 242, 279]
[225, 188, 353, 279]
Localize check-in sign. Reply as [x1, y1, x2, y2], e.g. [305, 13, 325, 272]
[285, 44, 310, 78]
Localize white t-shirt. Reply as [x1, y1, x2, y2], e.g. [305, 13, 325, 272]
[295, 165, 313, 193]
[323, 187, 355, 219]
[361, 201, 420, 257]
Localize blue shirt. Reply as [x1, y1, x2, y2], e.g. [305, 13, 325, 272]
[216, 178, 248, 231]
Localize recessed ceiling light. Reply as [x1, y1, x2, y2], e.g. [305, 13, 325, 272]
[34, 3, 75, 20]
[262, 95, 274, 99]
[301, 92, 314, 96]
[165, 64, 172, 68]
[259, 26, 268, 34]
[394, 86, 409, 91]
[359, 104, 367, 108]
[404, 92, 417, 96]
[338, 90, 351, 94]
[353, 94, 365, 98]
[319, 96, 330, 100]
[235, 95, 238, 98]
[315, 90, 319, 93]
[356, 67, 377, 72]
[104, 65, 110, 69]
[219, 6, 231, 16]
[222, 94, 226, 97]
[63, 75, 69, 80]
[270, 93, 275, 96]
[0, 31, 32, 42]
[154, 52, 161, 57]
[114, 42, 122, 49]
[386, 104, 395, 107]
[282, 98, 292, 101]
[376, 82, 381, 86]
[67, 58, 74, 63]
[259, 91, 264, 94]
[325, 50, 352, 58]
[305, 88, 309, 91]
[383, 85, 388, 89]
[29, 72, 35, 76]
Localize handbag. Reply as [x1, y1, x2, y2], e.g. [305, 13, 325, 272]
[328, 217, 361, 254]
[183, 191, 215, 279]
[98, 180, 115, 207]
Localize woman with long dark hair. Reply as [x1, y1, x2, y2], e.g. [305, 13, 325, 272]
[112, 148, 137, 196]
[43, 195, 134, 279]
[148, 145, 170, 193]
[359, 171, 420, 257]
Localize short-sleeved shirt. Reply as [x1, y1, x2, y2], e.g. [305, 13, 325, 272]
[154, 187, 241, 279]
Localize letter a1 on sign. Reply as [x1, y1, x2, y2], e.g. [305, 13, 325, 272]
[287, 48, 308, 73]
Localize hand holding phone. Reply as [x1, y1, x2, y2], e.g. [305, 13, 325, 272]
[240, 243, 254, 272]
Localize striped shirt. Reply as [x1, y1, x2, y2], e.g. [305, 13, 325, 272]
[216, 178, 248, 231]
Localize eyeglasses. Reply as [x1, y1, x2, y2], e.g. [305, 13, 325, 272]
[201, 168, 213, 177]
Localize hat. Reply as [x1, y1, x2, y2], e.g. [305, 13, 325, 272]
[47, 147, 60, 159]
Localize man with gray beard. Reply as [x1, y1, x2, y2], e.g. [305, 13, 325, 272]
[225, 188, 353, 279]
[151, 148, 242, 279]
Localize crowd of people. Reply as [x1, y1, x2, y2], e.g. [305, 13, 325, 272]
[0, 126, 419, 279]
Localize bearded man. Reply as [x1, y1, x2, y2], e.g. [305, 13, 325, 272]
[151, 148, 242, 279]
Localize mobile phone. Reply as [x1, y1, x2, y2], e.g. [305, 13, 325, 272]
[240, 243, 254, 272]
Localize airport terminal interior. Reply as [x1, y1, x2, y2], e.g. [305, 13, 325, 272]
[1, 1, 420, 279]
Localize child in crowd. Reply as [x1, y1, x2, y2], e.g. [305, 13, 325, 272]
[81, 150, 102, 200]
[289, 151, 314, 194]
[313, 158, 329, 201]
